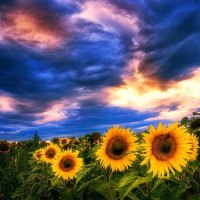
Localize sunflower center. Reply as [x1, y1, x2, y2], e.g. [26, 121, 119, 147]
[106, 137, 128, 160]
[45, 148, 56, 159]
[61, 139, 66, 144]
[152, 134, 177, 161]
[59, 157, 74, 172]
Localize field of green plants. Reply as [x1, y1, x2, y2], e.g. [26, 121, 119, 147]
[0, 114, 200, 200]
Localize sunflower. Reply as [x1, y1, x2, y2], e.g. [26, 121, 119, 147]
[42, 143, 61, 163]
[0, 141, 10, 153]
[190, 118, 200, 129]
[52, 150, 83, 180]
[96, 125, 138, 172]
[188, 133, 199, 161]
[33, 148, 44, 161]
[60, 138, 70, 147]
[141, 122, 192, 178]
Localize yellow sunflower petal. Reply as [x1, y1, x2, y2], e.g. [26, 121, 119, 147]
[141, 122, 192, 178]
[187, 133, 199, 161]
[52, 150, 83, 180]
[42, 143, 61, 163]
[96, 125, 138, 172]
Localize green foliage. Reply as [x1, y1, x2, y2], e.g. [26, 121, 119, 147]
[12, 160, 67, 200]
[88, 131, 101, 146]
[181, 117, 188, 126]
[51, 137, 60, 145]
[118, 173, 153, 200]
[0, 119, 200, 200]
[0, 134, 42, 200]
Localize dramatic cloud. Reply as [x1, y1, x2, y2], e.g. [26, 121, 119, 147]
[0, 0, 72, 49]
[138, 1, 200, 83]
[34, 98, 79, 124]
[105, 67, 200, 121]
[0, 0, 200, 140]
[0, 94, 16, 112]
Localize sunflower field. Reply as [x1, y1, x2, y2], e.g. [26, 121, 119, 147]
[0, 114, 200, 200]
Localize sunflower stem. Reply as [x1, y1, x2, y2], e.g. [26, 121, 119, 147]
[147, 180, 152, 199]
[106, 167, 112, 200]
[64, 180, 67, 189]
[106, 167, 111, 182]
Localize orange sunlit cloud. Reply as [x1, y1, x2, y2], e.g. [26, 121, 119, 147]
[0, 95, 16, 112]
[1, 11, 64, 49]
[105, 66, 200, 121]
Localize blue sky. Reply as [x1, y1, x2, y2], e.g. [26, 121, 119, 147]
[0, 0, 200, 140]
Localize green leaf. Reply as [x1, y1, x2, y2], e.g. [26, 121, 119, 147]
[51, 176, 61, 187]
[25, 195, 35, 200]
[91, 180, 117, 200]
[119, 175, 152, 200]
[175, 181, 190, 198]
[31, 166, 43, 173]
[181, 117, 188, 126]
[88, 145, 99, 157]
[169, 177, 191, 198]
[151, 179, 164, 192]
[24, 174, 36, 184]
[76, 163, 97, 184]
[189, 194, 200, 200]
[118, 171, 138, 188]
[77, 175, 105, 192]
[11, 187, 25, 199]
[30, 183, 40, 196]
[59, 189, 74, 200]
[184, 167, 195, 175]
[127, 192, 140, 200]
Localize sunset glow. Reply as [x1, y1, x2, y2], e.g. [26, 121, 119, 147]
[0, 0, 200, 140]
[106, 68, 200, 121]
[0, 95, 16, 112]
[1, 11, 64, 49]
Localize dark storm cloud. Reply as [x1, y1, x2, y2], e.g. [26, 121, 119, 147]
[0, 1, 131, 96]
[0, 27, 127, 99]
[0, 0, 134, 100]
[0, 0, 80, 16]
[0, 0, 133, 138]
[0, 0, 81, 52]
[109, 0, 200, 83]
[137, 0, 200, 83]
[108, 0, 144, 15]
[1, 0, 200, 140]
[0, 112, 35, 127]
[0, 44, 67, 101]
[37, 18, 133, 88]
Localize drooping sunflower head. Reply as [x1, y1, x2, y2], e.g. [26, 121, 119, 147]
[33, 148, 44, 161]
[52, 150, 83, 180]
[190, 118, 200, 129]
[0, 141, 10, 153]
[42, 143, 61, 163]
[60, 138, 70, 147]
[74, 139, 80, 145]
[96, 125, 138, 172]
[188, 133, 199, 161]
[141, 122, 192, 178]
[10, 142, 17, 149]
[70, 137, 76, 144]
